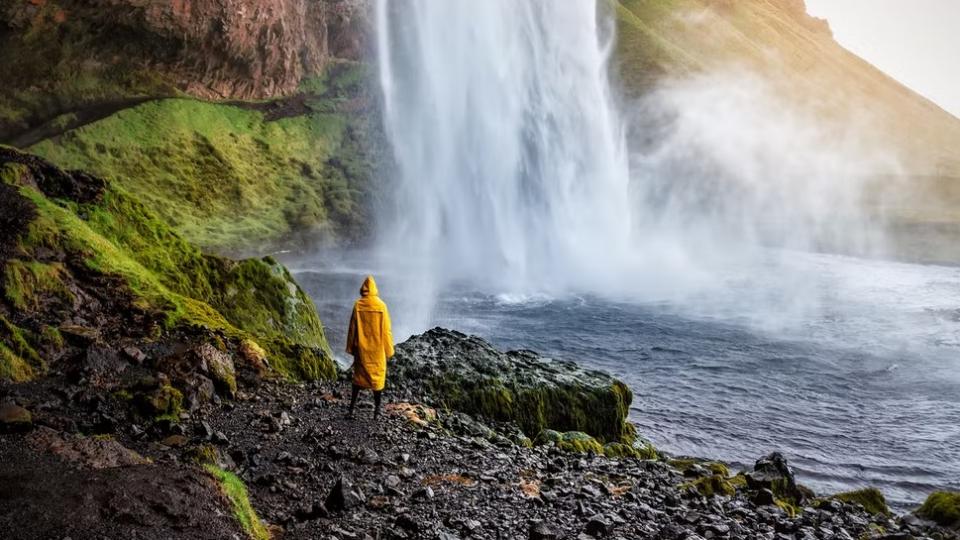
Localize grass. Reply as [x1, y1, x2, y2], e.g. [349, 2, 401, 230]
[204, 465, 270, 540]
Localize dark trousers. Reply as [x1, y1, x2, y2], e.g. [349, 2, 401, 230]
[348, 384, 382, 417]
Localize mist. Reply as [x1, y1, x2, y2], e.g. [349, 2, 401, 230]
[369, 0, 906, 339]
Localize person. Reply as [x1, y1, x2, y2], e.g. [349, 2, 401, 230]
[345, 275, 395, 419]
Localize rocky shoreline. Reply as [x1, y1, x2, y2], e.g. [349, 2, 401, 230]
[1, 328, 958, 540]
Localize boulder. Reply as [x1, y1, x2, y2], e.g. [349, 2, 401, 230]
[391, 328, 634, 442]
[746, 452, 806, 504]
[0, 403, 32, 432]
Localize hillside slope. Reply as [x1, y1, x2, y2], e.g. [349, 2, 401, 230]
[614, 0, 960, 176]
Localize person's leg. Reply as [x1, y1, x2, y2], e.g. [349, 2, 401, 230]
[373, 390, 382, 418]
[348, 384, 361, 418]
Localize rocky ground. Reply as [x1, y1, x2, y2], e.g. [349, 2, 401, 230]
[2, 332, 958, 540]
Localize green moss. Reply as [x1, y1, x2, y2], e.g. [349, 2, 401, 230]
[112, 389, 133, 401]
[729, 473, 748, 489]
[30, 96, 371, 252]
[683, 474, 736, 498]
[188, 444, 220, 466]
[536, 430, 605, 455]
[775, 497, 800, 518]
[0, 315, 43, 381]
[137, 385, 183, 418]
[3, 259, 74, 310]
[916, 491, 960, 528]
[40, 325, 64, 349]
[832, 488, 890, 517]
[204, 465, 269, 540]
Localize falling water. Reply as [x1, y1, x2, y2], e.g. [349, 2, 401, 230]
[375, 0, 634, 305]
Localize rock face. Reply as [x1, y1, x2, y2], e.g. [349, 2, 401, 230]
[390, 328, 635, 442]
[2, 0, 368, 99]
[0, 0, 371, 139]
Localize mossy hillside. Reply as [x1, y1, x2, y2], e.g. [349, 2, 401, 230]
[917, 491, 960, 528]
[205, 465, 270, 540]
[0, 148, 335, 382]
[832, 488, 891, 517]
[29, 74, 374, 253]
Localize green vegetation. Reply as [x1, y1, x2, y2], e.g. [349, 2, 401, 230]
[29, 91, 372, 253]
[204, 465, 270, 540]
[0, 148, 336, 383]
[139, 385, 183, 419]
[916, 491, 960, 528]
[536, 430, 604, 455]
[0, 315, 43, 382]
[3, 260, 73, 310]
[685, 474, 736, 498]
[833, 488, 891, 517]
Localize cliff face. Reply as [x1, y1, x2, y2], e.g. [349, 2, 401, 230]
[0, 0, 370, 139]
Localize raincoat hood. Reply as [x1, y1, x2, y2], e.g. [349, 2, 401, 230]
[360, 275, 379, 297]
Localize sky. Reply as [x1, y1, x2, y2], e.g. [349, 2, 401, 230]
[805, 0, 960, 118]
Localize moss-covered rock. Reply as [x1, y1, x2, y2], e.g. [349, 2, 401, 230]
[832, 487, 891, 517]
[138, 385, 183, 419]
[685, 474, 737, 498]
[391, 328, 636, 443]
[916, 491, 960, 528]
[0, 146, 335, 386]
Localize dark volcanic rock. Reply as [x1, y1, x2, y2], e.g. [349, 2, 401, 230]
[326, 473, 366, 512]
[391, 328, 634, 442]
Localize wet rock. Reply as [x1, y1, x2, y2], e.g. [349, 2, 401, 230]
[0, 403, 32, 432]
[391, 328, 634, 441]
[747, 452, 805, 504]
[326, 474, 366, 512]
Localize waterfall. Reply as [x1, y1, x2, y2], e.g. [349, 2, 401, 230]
[375, 0, 633, 297]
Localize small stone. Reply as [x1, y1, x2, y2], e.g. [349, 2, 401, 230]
[0, 403, 33, 433]
[412, 486, 434, 500]
[122, 346, 147, 364]
[529, 521, 558, 540]
[384, 475, 402, 489]
[325, 474, 365, 512]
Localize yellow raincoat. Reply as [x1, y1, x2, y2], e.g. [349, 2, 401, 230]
[345, 276, 395, 390]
